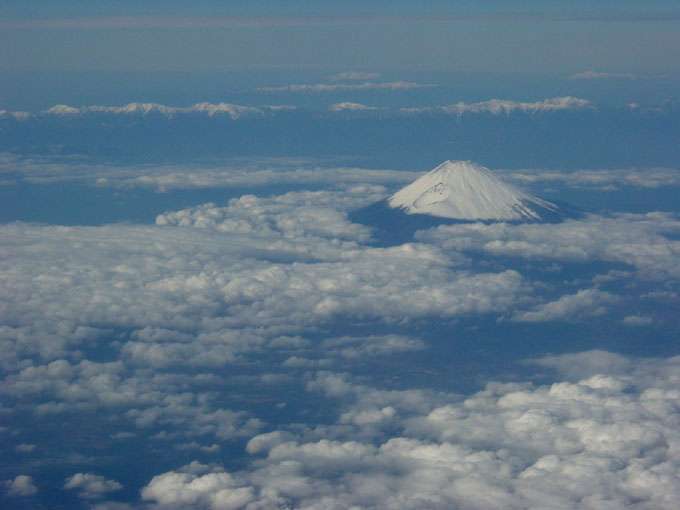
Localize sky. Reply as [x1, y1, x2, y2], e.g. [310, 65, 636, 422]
[1, 1, 679, 108]
[1, 2, 680, 510]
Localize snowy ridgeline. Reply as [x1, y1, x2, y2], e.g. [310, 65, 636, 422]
[0, 100, 677, 168]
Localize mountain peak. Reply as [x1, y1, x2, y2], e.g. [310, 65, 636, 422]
[388, 160, 559, 221]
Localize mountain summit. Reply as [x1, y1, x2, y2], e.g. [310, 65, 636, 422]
[388, 160, 559, 221]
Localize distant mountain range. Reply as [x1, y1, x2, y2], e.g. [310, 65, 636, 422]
[0, 97, 596, 121]
[1, 98, 677, 168]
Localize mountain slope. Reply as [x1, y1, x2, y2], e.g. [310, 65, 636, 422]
[388, 160, 560, 221]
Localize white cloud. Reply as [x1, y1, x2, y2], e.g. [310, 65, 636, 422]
[512, 288, 619, 322]
[139, 351, 680, 509]
[141, 465, 255, 510]
[1, 358, 264, 440]
[526, 350, 633, 381]
[623, 315, 653, 326]
[499, 167, 680, 190]
[3, 475, 37, 496]
[328, 71, 381, 81]
[0, 183, 534, 451]
[155, 191, 376, 243]
[258, 81, 437, 92]
[1, 190, 531, 368]
[0, 153, 419, 191]
[417, 213, 680, 281]
[64, 473, 122, 499]
[2, 173, 675, 509]
[569, 71, 637, 80]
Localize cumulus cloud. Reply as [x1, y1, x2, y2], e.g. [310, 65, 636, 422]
[1, 186, 531, 368]
[64, 473, 122, 499]
[3, 475, 38, 496]
[569, 71, 637, 80]
[417, 213, 680, 281]
[155, 191, 377, 243]
[141, 464, 255, 509]
[1, 181, 540, 457]
[1, 358, 264, 440]
[2, 164, 675, 510]
[139, 351, 680, 509]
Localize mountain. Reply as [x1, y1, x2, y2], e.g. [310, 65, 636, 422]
[388, 160, 560, 221]
[350, 161, 572, 245]
[1, 101, 677, 168]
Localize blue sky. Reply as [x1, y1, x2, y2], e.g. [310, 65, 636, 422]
[2, 1, 679, 76]
[2, 0, 678, 109]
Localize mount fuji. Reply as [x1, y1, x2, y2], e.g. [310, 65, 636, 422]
[350, 160, 572, 244]
[389, 160, 560, 221]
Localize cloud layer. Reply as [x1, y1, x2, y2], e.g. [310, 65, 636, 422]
[139, 351, 680, 509]
[2, 159, 679, 508]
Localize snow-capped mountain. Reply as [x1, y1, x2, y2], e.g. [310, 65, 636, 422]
[388, 160, 560, 221]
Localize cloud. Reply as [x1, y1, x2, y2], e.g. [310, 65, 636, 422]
[417, 213, 680, 281]
[569, 71, 637, 80]
[321, 335, 425, 359]
[141, 464, 255, 509]
[0, 153, 420, 191]
[139, 351, 680, 509]
[258, 81, 437, 92]
[3, 475, 37, 496]
[329, 71, 381, 81]
[175, 442, 221, 453]
[2, 169, 675, 509]
[0, 182, 534, 452]
[2, 358, 264, 440]
[154, 191, 377, 243]
[512, 288, 619, 322]
[526, 350, 633, 381]
[623, 315, 653, 326]
[64, 473, 122, 499]
[499, 167, 680, 190]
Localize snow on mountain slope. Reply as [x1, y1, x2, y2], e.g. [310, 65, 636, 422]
[33, 102, 281, 120]
[388, 160, 560, 221]
[398, 97, 593, 116]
